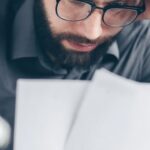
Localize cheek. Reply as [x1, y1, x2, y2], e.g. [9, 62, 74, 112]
[102, 24, 122, 37]
[43, 0, 74, 33]
[43, 0, 57, 22]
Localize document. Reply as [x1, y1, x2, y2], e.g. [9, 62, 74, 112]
[65, 69, 150, 150]
[14, 69, 150, 150]
[14, 80, 88, 150]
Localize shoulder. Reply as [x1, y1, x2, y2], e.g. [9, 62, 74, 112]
[116, 20, 150, 57]
[117, 20, 150, 82]
[117, 20, 150, 51]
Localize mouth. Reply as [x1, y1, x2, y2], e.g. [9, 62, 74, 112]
[62, 40, 98, 52]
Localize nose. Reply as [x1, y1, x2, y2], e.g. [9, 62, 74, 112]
[76, 10, 103, 40]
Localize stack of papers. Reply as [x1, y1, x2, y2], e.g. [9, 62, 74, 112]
[14, 80, 88, 150]
[14, 69, 150, 150]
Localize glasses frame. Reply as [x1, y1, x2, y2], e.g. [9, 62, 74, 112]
[55, 0, 146, 27]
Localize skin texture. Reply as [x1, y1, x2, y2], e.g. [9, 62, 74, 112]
[42, 0, 123, 52]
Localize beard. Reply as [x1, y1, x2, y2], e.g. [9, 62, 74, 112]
[34, 0, 115, 69]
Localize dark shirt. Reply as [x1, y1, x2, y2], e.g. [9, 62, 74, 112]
[0, 0, 150, 150]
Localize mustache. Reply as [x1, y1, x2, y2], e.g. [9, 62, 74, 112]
[53, 33, 109, 45]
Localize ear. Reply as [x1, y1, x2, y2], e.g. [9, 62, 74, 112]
[137, 0, 150, 20]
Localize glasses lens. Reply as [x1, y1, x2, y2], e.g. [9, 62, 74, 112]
[104, 8, 138, 27]
[57, 0, 92, 21]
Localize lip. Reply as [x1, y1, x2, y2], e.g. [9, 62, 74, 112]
[63, 40, 97, 52]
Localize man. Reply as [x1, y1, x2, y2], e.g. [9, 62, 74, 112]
[0, 0, 150, 149]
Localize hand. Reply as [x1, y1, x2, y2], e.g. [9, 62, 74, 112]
[138, 0, 150, 20]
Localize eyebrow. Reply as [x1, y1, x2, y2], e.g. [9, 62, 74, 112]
[93, 0, 141, 5]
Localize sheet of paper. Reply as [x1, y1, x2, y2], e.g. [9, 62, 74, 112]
[14, 79, 88, 150]
[65, 69, 150, 150]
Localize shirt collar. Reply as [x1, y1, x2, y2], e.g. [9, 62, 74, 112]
[11, 0, 39, 59]
[106, 41, 120, 60]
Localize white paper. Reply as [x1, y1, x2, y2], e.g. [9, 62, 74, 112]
[14, 79, 88, 150]
[65, 69, 150, 150]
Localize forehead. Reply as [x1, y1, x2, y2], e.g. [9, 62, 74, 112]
[94, 0, 141, 5]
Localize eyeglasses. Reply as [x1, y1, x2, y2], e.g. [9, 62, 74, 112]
[55, 0, 145, 27]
